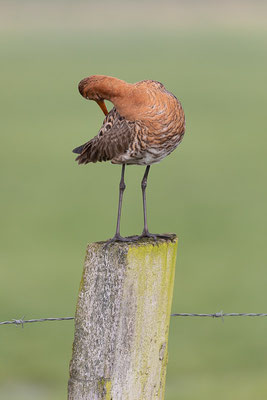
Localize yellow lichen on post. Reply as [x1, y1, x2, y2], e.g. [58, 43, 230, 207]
[68, 236, 178, 400]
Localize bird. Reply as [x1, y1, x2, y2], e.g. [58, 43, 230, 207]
[73, 75, 185, 243]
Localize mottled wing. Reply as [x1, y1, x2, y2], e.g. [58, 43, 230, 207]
[73, 108, 134, 164]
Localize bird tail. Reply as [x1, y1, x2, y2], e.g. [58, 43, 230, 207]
[72, 143, 86, 154]
[73, 133, 114, 164]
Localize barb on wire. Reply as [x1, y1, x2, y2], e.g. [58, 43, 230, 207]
[0, 317, 74, 327]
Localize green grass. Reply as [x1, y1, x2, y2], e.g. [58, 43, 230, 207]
[1, 20, 267, 400]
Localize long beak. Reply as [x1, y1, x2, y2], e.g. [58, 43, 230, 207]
[96, 99, 108, 116]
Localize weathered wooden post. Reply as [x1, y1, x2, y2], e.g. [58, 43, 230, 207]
[68, 236, 178, 400]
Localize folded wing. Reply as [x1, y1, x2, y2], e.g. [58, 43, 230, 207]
[73, 108, 134, 164]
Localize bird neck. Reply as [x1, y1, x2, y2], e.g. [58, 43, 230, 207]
[93, 76, 147, 120]
[93, 76, 132, 102]
[91, 76, 153, 121]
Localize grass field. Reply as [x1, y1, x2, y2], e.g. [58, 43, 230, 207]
[1, 1, 267, 399]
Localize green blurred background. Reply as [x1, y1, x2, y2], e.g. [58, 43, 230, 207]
[1, 1, 267, 399]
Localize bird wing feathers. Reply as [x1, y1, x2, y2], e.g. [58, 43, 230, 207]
[73, 108, 134, 164]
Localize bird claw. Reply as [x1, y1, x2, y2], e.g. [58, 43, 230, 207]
[103, 234, 139, 249]
[139, 232, 176, 241]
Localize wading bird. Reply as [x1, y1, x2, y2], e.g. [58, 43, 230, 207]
[73, 75, 185, 242]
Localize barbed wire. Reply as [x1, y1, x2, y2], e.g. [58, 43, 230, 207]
[0, 317, 74, 328]
[2, 312, 267, 327]
[171, 312, 267, 321]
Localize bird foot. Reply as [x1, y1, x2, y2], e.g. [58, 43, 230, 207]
[103, 232, 175, 249]
[103, 234, 139, 249]
[139, 231, 176, 241]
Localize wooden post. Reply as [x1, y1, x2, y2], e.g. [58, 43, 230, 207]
[68, 236, 178, 400]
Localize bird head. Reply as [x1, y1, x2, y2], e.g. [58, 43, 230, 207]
[78, 75, 109, 116]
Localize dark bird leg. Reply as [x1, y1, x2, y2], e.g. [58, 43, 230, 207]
[114, 163, 126, 239]
[141, 165, 151, 237]
[139, 166, 176, 241]
[106, 164, 135, 244]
